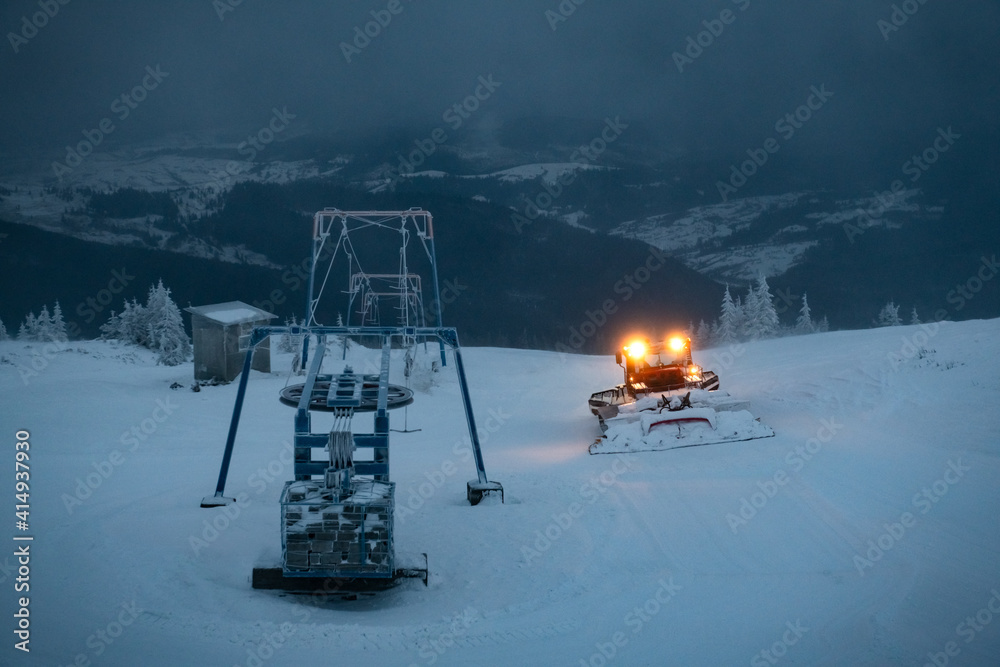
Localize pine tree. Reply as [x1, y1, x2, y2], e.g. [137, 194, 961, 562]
[739, 286, 757, 340]
[101, 299, 146, 344]
[99, 309, 120, 340]
[121, 299, 147, 345]
[278, 315, 303, 353]
[142, 283, 177, 348]
[817, 316, 829, 332]
[98, 281, 190, 365]
[696, 319, 712, 348]
[728, 291, 743, 340]
[910, 307, 921, 325]
[796, 293, 814, 333]
[145, 280, 191, 365]
[278, 319, 293, 353]
[753, 274, 780, 339]
[292, 315, 304, 352]
[50, 302, 68, 341]
[19, 312, 38, 341]
[335, 313, 350, 352]
[0, 317, 7, 341]
[877, 301, 902, 327]
[716, 286, 739, 344]
[36, 305, 54, 341]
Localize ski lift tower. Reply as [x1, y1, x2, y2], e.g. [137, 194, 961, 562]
[201, 208, 503, 593]
[305, 208, 446, 365]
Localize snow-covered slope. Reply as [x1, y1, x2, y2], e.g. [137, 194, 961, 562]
[612, 194, 808, 254]
[609, 190, 930, 282]
[2, 319, 999, 665]
[0, 139, 345, 267]
[466, 163, 611, 184]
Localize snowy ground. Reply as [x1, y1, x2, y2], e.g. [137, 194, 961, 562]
[2, 319, 999, 665]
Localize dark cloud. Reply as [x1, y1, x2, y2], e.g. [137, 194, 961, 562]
[1, 0, 997, 161]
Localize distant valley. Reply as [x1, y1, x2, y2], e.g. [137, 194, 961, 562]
[1, 119, 997, 348]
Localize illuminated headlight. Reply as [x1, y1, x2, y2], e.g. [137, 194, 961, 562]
[625, 341, 646, 359]
[669, 337, 685, 351]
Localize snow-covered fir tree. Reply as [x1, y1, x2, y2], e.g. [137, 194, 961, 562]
[796, 293, 814, 333]
[100, 281, 190, 365]
[17, 304, 68, 342]
[696, 319, 712, 347]
[910, 307, 921, 325]
[716, 286, 739, 344]
[36, 305, 54, 341]
[877, 301, 902, 327]
[123, 299, 150, 346]
[816, 315, 830, 332]
[100, 299, 146, 344]
[50, 302, 68, 341]
[729, 294, 744, 339]
[277, 315, 304, 353]
[19, 312, 38, 341]
[99, 308, 123, 341]
[752, 274, 781, 339]
[711, 277, 784, 342]
[144, 280, 191, 366]
[738, 286, 757, 339]
[735, 290, 752, 339]
[0, 317, 8, 341]
[334, 312, 351, 352]
[277, 319, 294, 353]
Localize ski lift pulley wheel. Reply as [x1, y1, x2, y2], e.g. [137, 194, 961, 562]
[279, 379, 414, 411]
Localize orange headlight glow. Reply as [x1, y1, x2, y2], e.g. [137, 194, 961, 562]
[669, 336, 686, 352]
[625, 341, 647, 359]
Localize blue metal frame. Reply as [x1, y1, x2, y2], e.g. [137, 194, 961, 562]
[302, 209, 448, 368]
[208, 208, 499, 585]
[427, 234, 447, 367]
[204, 325, 499, 506]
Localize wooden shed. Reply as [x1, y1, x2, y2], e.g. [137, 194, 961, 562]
[185, 301, 277, 382]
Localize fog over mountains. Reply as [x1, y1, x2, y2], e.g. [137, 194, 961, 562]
[1, 1, 998, 347]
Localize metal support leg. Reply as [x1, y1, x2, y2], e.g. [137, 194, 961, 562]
[201, 346, 256, 507]
[452, 345, 503, 505]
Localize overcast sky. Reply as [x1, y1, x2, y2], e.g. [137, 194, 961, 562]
[2, 1, 998, 160]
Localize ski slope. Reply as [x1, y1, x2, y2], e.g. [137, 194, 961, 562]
[2, 318, 999, 666]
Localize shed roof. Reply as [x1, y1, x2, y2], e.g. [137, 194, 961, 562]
[185, 301, 277, 326]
